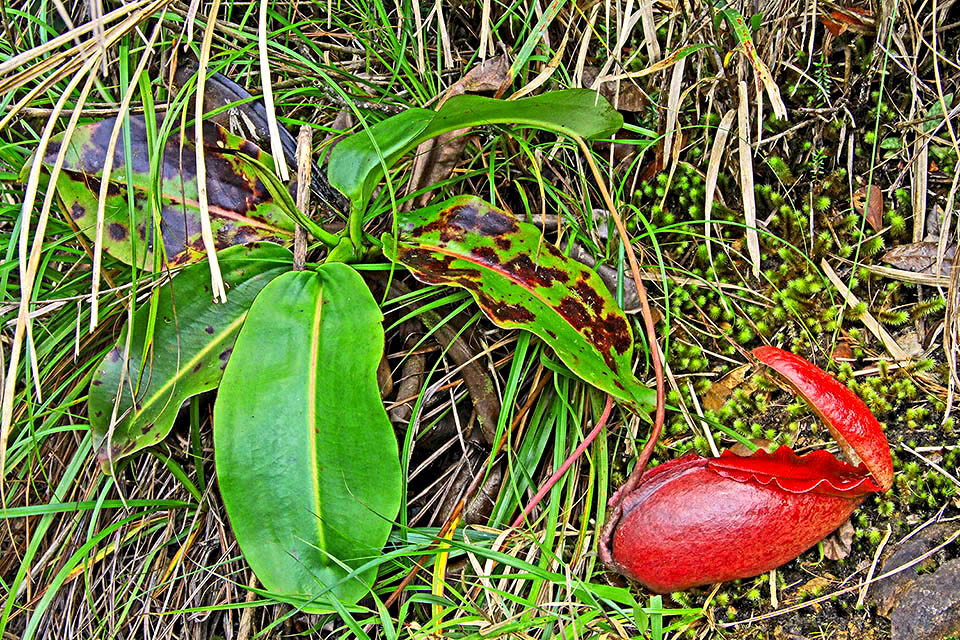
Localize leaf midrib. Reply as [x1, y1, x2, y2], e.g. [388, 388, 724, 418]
[120, 312, 248, 430]
[307, 282, 326, 550]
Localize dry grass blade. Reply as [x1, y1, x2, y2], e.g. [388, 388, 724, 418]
[662, 58, 685, 165]
[737, 81, 760, 277]
[194, 0, 228, 303]
[821, 259, 909, 361]
[638, 0, 660, 62]
[0, 0, 168, 129]
[510, 25, 571, 100]
[705, 109, 736, 258]
[0, 0, 149, 77]
[88, 0, 108, 74]
[478, 0, 493, 59]
[258, 0, 290, 182]
[861, 263, 953, 286]
[1, 51, 101, 504]
[911, 142, 928, 242]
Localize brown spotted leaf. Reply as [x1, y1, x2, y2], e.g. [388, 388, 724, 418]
[39, 115, 295, 268]
[90, 242, 292, 468]
[384, 195, 653, 407]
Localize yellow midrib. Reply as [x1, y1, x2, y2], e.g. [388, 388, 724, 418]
[307, 282, 326, 550]
[127, 312, 248, 426]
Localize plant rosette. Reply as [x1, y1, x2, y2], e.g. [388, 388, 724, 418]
[72, 87, 653, 609]
[599, 346, 893, 593]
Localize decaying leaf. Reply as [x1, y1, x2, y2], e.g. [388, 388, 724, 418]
[703, 363, 756, 412]
[821, 7, 874, 36]
[822, 519, 855, 561]
[853, 184, 884, 232]
[385, 195, 653, 407]
[581, 66, 647, 113]
[37, 115, 295, 268]
[406, 53, 511, 208]
[882, 242, 957, 275]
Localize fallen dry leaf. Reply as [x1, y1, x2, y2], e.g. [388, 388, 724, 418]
[882, 242, 957, 275]
[703, 363, 756, 412]
[581, 66, 647, 112]
[405, 53, 511, 208]
[853, 184, 884, 232]
[795, 576, 834, 599]
[831, 337, 855, 361]
[822, 520, 855, 561]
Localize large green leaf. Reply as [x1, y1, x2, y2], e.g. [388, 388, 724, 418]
[213, 266, 402, 608]
[89, 242, 293, 466]
[384, 196, 653, 407]
[39, 115, 295, 268]
[328, 90, 623, 210]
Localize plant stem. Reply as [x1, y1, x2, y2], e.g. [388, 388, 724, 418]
[510, 394, 614, 528]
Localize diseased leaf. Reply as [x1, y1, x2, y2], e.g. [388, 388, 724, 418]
[214, 266, 402, 608]
[39, 115, 295, 268]
[384, 195, 653, 407]
[90, 242, 292, 466]
[329, 90, 623, 210]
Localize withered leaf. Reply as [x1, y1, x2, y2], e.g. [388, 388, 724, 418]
[39, 115, 295, 268]
[822, 519, 855, 561]
[853, 184, 884, 232]
[581, 66, 647, 113]
[703, 363, 756, 412]
[882, 242, 957, 276]
[405, 53, 511, 208]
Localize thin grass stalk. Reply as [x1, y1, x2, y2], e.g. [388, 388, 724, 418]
[90, 15, 165, 330]
[258, 0, 290, 182]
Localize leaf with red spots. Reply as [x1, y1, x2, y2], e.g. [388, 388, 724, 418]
[384, 196, 653, 407]
[37, 115, 296, 268]
[90, 243, 292, 468]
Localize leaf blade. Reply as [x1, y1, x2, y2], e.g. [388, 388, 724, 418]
[39, 115, 295, 267]
[213, 266, 402, 608]
[89, 242, 294, 465]
[385, 196, 652, 406]
[328, 90, 623, 209]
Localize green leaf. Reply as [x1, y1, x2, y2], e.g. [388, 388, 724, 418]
[38, 115, 296, 267]
[213, 266, 402, 608]
[89, 242, 293, 466]
[383, 195, 653, 407]
[328, 90, 623, 210]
